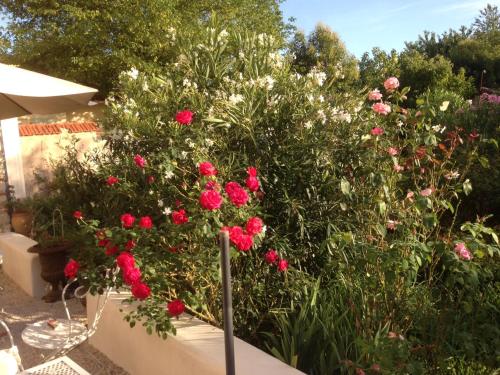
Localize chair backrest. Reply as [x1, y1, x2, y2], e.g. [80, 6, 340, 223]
[0, 319, 24, 373]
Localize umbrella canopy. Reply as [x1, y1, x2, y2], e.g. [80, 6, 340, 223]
[0, 63, 98, 120]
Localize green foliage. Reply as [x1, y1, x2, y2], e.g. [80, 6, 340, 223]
[289, 23, 359, 89]
[0, 0, 288, 96]
[360, 48, 474, 103]
[403, 4, 500, 89]
[38, 19, 500, 374]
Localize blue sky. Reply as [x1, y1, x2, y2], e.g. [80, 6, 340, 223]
[281, 0, 500, 57]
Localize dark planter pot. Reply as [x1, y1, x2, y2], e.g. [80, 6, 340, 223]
[28, 240, 73, 303]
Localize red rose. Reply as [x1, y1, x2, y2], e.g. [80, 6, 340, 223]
[123, 267, 142, 285]
[236, 233, 253, 251]
[225, 182, 249, 207]
[134, 154, 146, 168]
[105, 242, 119, 256]
[229, 226, 243, 244]
[125, 240, 136, 251]
[117, 252, 135, 270]
[277, 259, 289, 272]
[205, 180, 221, 191]
[175, 200, 182, 208]
[147, 175, 155, 184]
[64, 259, 80, 279]
[139, 216, 153, 229]
[121, 213, 136, 228]
[265, 249, 278, 264]
[172, 209, 188, 225]
[175, 110, 194, 125]
[167, 299, 185, 317]
[245, 176, 260, 192]
[97, 238, 110, 247]
[246, 217, 263, 236]
[247, 166, 258, 177]
[198, 161, 217, 176]
[200, 190, 223, 210]
[107, 176, 119, 186]
[73, 211, 83, 220]
[131, 282, 151, 300]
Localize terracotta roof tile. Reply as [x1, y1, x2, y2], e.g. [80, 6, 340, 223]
[19, 121, 100, 137]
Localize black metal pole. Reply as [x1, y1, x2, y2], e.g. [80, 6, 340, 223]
[219, 230, 236, 375]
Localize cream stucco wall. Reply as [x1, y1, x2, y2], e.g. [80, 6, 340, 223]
[20, 132, 104, 196]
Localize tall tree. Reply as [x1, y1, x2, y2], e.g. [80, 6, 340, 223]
[289, 23, 359, 87]
[0, 0, 287, 97]
[473, 4, 500, 34]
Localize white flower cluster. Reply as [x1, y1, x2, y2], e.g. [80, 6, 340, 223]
[228, 93, 244, 105]
[307, 68, 327, 86]
[246, 75, 275, 90]
[183, 78, 198, 90]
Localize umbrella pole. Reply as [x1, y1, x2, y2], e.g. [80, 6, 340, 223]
[219, 230, 235, 375]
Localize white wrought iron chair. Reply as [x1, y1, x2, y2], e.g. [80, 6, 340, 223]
[0, 271, 115, 374]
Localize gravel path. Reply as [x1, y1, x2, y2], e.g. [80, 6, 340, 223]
[0, 267, 129, 374]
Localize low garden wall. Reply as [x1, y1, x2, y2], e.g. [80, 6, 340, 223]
[87, 292, 305, 375]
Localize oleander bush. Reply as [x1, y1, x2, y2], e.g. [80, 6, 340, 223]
[46, 23, 499, 374]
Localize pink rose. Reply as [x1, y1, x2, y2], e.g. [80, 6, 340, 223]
[198, 161, 218, 176]
[384, 77, 399, 91]
[387, 147, 399, 156]
[123, 267, 142, 285]
[454, 242, 472, 260]
[175, 110, 194, 125]
[120, 213, 136, 228]
[117, 251, 135, 270]
[200, 190, 223, 210]
[277, 259, 289, 272]
[64, 259, 80, 279]
[265, 249, 278, 264]
[393, 164, 404, 172]
[167, 299, 185, 317]
[372, 102, 391, 115]
[246, 217, 263, 236]
[419, 188, 433, 197]
[131, 282, 151, 300]
[368, 89, 383, 101]
[172, 209, 188, 225]
[371, 127, 384, 136]
[107, 176, 119, 186]
[386, 220, 399, 231]
[134, 154, 146, 168]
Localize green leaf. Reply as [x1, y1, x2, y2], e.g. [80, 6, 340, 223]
[423, 213, 437, 228]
